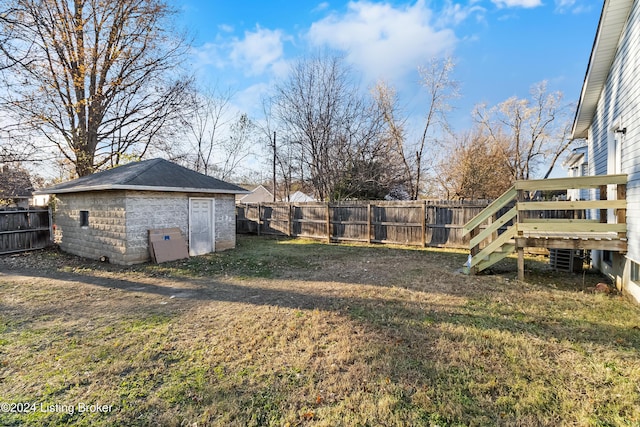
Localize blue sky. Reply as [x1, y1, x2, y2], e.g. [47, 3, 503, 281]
[170, 0, 601, 131]
[163, 0, 602, 182]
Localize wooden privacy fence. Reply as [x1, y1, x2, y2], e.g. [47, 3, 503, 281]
[236, 200, 493, 249]
[0, 208, 52, 255]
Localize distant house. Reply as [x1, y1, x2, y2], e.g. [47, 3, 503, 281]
[0, 165, 33, 208]
[563, 146, 589, 201]
[37, 158, 248, 265]
[288, 191, 315, 203]
[237, 185, 274, 203]
[570, 0, 640, 301]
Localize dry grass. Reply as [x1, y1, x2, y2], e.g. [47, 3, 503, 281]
[1, 235, 639, 426]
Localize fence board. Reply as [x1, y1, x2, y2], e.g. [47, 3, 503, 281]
[237, 200, 492, 249]
[0, 208, 52, 254]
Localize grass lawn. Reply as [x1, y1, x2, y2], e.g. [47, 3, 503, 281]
[1, 235, 639, 426]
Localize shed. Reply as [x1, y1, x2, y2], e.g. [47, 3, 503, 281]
[37, 158, 248, 265]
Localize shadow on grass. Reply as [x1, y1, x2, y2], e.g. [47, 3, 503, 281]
[8, 267, 640, 354]
[3, 244, 640, 426]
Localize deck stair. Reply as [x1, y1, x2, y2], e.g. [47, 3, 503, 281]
[462, 174, 628, 278]
[462, 186, 517, 274]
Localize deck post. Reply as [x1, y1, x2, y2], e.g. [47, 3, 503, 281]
[517, 247, 525, 281]
[617, 183, 626, 226]
[517, 188, 525, 281]
[469, 226, 480, 275]
[599, 184, 607, 223]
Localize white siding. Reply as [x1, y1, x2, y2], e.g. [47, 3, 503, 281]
[589, 0, 640, 283]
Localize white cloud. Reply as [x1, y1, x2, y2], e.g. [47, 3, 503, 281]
[230, 26, 287, 76]
[192, 42, 226, 68]
[218, 24, 234, 33]
[192, 25, 289, 79]
[438, 2, 487, 26]
[313, 2, 330, 13]
[554, 0, 592, 14]
[491, 0, 542, 8]
[307, 0, 460, 83]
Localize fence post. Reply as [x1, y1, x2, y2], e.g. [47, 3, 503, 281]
[368, 203, 373, 244]
[288, 203, 293, 237]
[421, 200, 427, 247]
[48, 207, 54, 244]
[257, 203, 262, 236]
[326, 202, 331, 243]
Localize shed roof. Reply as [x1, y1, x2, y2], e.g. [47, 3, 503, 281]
[37, 158, 248, 195]
[571, 0, 634, 139]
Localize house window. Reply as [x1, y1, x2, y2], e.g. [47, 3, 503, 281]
[80, 210, 89, 227]
[631, 261, 640, 283]
[603, 250, 612, 266]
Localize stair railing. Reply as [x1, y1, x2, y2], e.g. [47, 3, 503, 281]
[462, 186, 517, 274]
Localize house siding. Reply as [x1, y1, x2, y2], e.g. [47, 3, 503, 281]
[588, 0, 640, 300]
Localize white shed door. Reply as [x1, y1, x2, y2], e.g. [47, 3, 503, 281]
[189, 198, 215, 256]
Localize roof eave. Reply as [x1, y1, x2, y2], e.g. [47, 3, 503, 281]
[35, 185, 250, 195]
[562, 152, 586, 168]
[570, 0, 634, 140]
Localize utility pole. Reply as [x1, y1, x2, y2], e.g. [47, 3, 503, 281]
[272, 131, 277, 202]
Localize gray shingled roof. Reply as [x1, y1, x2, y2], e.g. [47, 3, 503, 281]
[37, 158, 248, 195]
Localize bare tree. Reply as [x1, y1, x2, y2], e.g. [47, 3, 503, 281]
[371, 80, 413, 196]
[182, 85, 256, 181]
[0, 1, 35, 71]
[0, 0, 192, 177]
[216, 113, 255, 181]
[474, 81, 573, 181]
[414, 57, 460, 199]
[0, 162, 33, 205]
[435, 128, 513, 200]
[185, 86, 234, 176]
[272, 53, 405, 201]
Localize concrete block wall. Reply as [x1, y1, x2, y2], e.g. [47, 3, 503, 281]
[215, 195, 236, 251]
[55, 192, 128, 263]
[124, 191, 189, 264]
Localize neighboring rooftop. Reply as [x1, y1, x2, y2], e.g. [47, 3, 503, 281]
[37, 158, 248, 195]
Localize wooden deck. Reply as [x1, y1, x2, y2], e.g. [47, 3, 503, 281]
[463, 174, 628, 279]
[517, 232, 627, 251]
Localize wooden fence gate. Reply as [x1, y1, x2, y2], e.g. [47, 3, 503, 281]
[0, 208, 52, 255]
